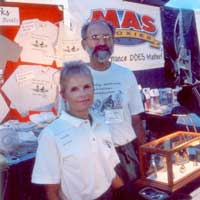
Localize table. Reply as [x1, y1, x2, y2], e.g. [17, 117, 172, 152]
[142, 112, 179, 137]
[1, 153, 46, 200]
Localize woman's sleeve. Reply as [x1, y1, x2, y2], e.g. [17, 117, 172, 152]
[32, 128, 61, 184]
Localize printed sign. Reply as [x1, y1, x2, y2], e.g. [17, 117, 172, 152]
[67, 0, 164, 71]
[0, 6, 20, 26]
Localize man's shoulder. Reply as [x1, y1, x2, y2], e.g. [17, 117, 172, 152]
[111, 63, 133, 74]
[110, 63, 137, 82]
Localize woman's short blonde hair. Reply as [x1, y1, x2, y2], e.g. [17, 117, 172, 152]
[60, 60, 93, 94]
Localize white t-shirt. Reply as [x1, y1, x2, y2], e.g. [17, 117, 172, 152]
[32, 111, 119, 200]
[2, 65, 59, 116]
[15, 19, 58, 65]
[89, 63, 144, 146]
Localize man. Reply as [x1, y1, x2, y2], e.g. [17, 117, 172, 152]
[81, 20, 145, 183]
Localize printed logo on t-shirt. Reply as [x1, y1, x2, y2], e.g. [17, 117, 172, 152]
[91, 81, 124, 121]
[103, 139, 112, 149]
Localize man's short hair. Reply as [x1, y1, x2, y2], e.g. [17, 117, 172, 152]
[81, 20, 115, 40]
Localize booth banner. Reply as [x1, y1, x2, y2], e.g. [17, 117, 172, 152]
[195, 10, 200, 51]
[67, 0, 164, 71]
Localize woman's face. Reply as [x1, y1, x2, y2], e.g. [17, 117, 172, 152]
[62, 74, 94, 118]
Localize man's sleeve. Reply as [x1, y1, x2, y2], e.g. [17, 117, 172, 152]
[128, 71, 144, 115]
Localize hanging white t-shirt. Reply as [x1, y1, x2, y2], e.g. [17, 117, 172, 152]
[55, 21, 84, 67]
[89, 63, 144, 146]
[15, 19, 58, 65]
[2, 65, 59, 116]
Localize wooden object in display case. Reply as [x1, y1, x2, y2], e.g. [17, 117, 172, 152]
[139, 131, 200, 192]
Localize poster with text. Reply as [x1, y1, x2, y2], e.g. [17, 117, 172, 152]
[67, 0, 164, 71]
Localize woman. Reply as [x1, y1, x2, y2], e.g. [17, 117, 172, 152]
[32, 60, 123, 200]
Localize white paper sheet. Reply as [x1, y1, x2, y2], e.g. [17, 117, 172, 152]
[0, 6, 20, 26]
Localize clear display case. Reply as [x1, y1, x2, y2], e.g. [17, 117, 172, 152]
[139, 131, 200, 192]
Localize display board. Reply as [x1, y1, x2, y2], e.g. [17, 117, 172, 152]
[0, 2, 63, 122]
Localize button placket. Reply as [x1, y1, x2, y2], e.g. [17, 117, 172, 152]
[85, 123, 97, 153]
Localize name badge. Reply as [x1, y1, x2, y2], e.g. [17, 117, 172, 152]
[105, 109, 124, 124]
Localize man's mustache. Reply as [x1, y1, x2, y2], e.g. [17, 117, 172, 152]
[93, 45, 110, 54]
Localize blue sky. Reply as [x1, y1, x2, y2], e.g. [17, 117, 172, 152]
[166, 0, 200, 9]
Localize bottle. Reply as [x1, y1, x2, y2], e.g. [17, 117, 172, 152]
[150, 89, 160, 110]
[143, 88, 151, 111]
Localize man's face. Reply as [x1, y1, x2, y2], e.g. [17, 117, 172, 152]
[82, 22, 114, 64]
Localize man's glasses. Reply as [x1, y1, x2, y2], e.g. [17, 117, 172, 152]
[86, 34, 113, 42]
